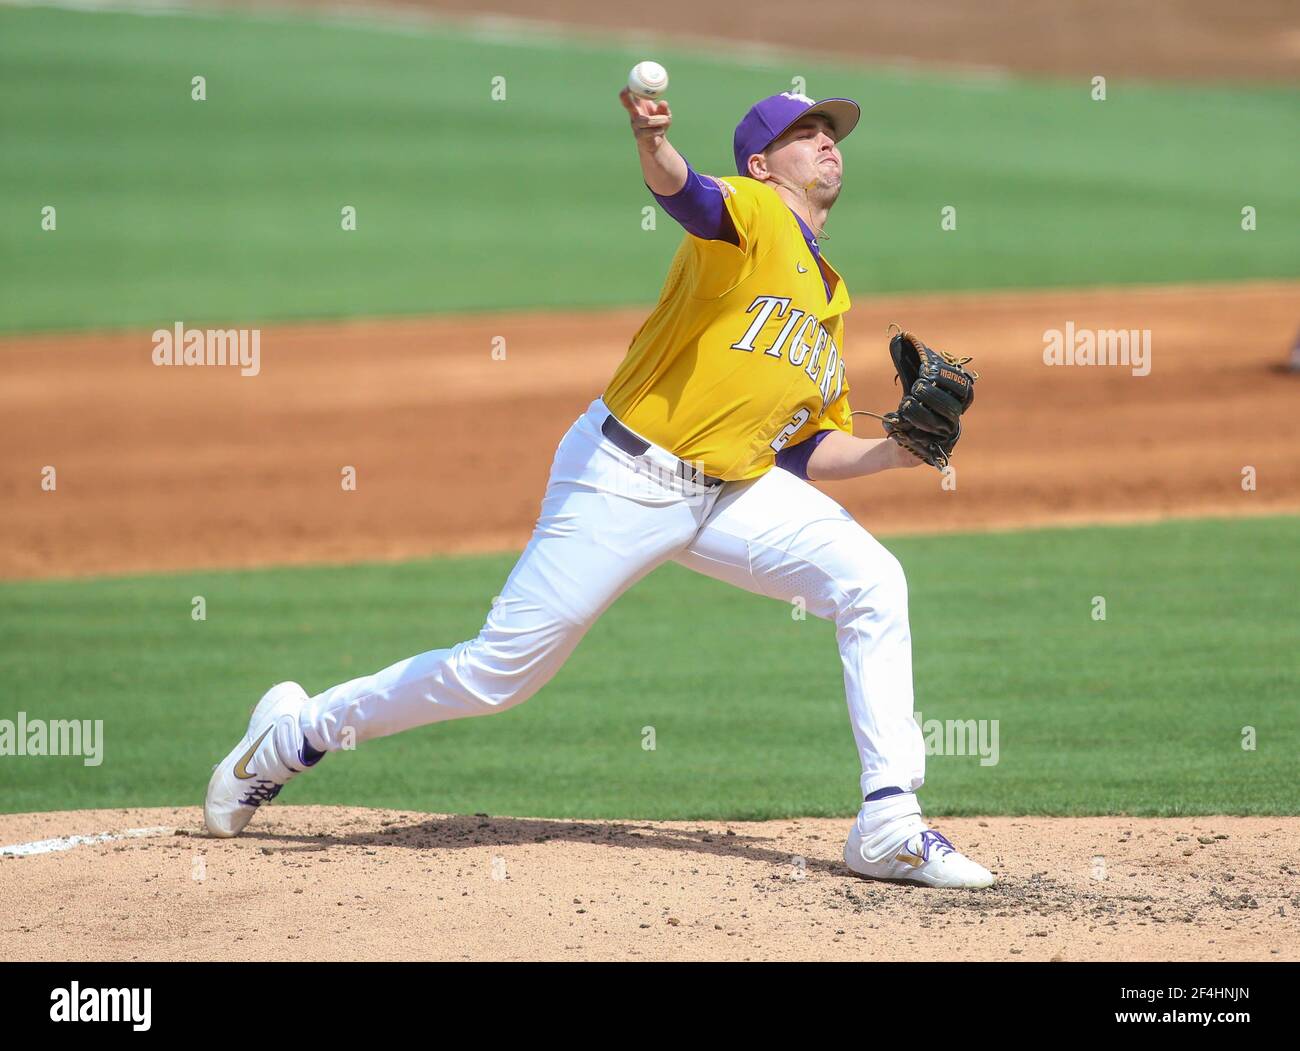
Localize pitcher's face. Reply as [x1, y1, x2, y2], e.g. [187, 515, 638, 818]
[760, 114, 843, 207]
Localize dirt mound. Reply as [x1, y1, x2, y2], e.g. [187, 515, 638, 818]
[2, 282, 1297, 581]
[1, 806, 1295, 961]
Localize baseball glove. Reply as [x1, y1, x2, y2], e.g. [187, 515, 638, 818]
[853, 325, 978, 469]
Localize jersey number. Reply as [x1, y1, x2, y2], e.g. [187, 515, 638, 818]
[769, 408, 811, 452]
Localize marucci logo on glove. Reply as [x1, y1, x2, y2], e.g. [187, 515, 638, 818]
[852, 325, 978, 470]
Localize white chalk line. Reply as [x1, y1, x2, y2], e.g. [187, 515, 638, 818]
[0, 826, 174, 857]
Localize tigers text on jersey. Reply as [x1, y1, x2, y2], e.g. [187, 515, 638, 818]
[602, 176, 853, 481]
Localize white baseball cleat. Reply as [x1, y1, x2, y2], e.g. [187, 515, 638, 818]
[204, 681, 322, 838]
[844, 822, 995, 889]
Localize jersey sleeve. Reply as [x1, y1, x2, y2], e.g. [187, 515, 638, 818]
[706, 176, 772, 255]
[686, 177, 780, 298]
[651, 164, 739, 244]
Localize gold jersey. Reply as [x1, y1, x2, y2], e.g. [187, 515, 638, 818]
[603, 175, 852, 481]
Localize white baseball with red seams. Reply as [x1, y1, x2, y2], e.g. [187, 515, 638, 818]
[627, 60, 669, 100]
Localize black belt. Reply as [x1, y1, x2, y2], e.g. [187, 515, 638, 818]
[601, 413, 724, 488]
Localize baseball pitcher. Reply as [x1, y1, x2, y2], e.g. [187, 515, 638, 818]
[205, 88, 992, 888]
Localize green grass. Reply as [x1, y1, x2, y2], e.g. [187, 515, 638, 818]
[0, 515, 1296, 820]
[1, 5, 1297, 332]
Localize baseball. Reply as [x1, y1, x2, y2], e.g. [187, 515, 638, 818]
[627, 60, 669, 100]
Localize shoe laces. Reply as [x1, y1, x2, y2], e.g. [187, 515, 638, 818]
[914, 829, 957, 861]
[239, 780, 284, 808]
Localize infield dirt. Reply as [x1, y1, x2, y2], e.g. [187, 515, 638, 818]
[2, 807, 1297, 961]
[3, 282, 1297, 580]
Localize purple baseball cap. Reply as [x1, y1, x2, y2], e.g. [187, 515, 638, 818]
[732, 92, 861, 176]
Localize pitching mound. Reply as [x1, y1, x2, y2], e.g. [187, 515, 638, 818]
[1, 807, 1295, 961]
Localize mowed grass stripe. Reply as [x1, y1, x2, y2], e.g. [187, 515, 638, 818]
[1, 5, 1298, 332]
[0, 515, 1295, 819]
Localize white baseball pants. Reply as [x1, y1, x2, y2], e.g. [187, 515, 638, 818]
[299, 397, 925, 801]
